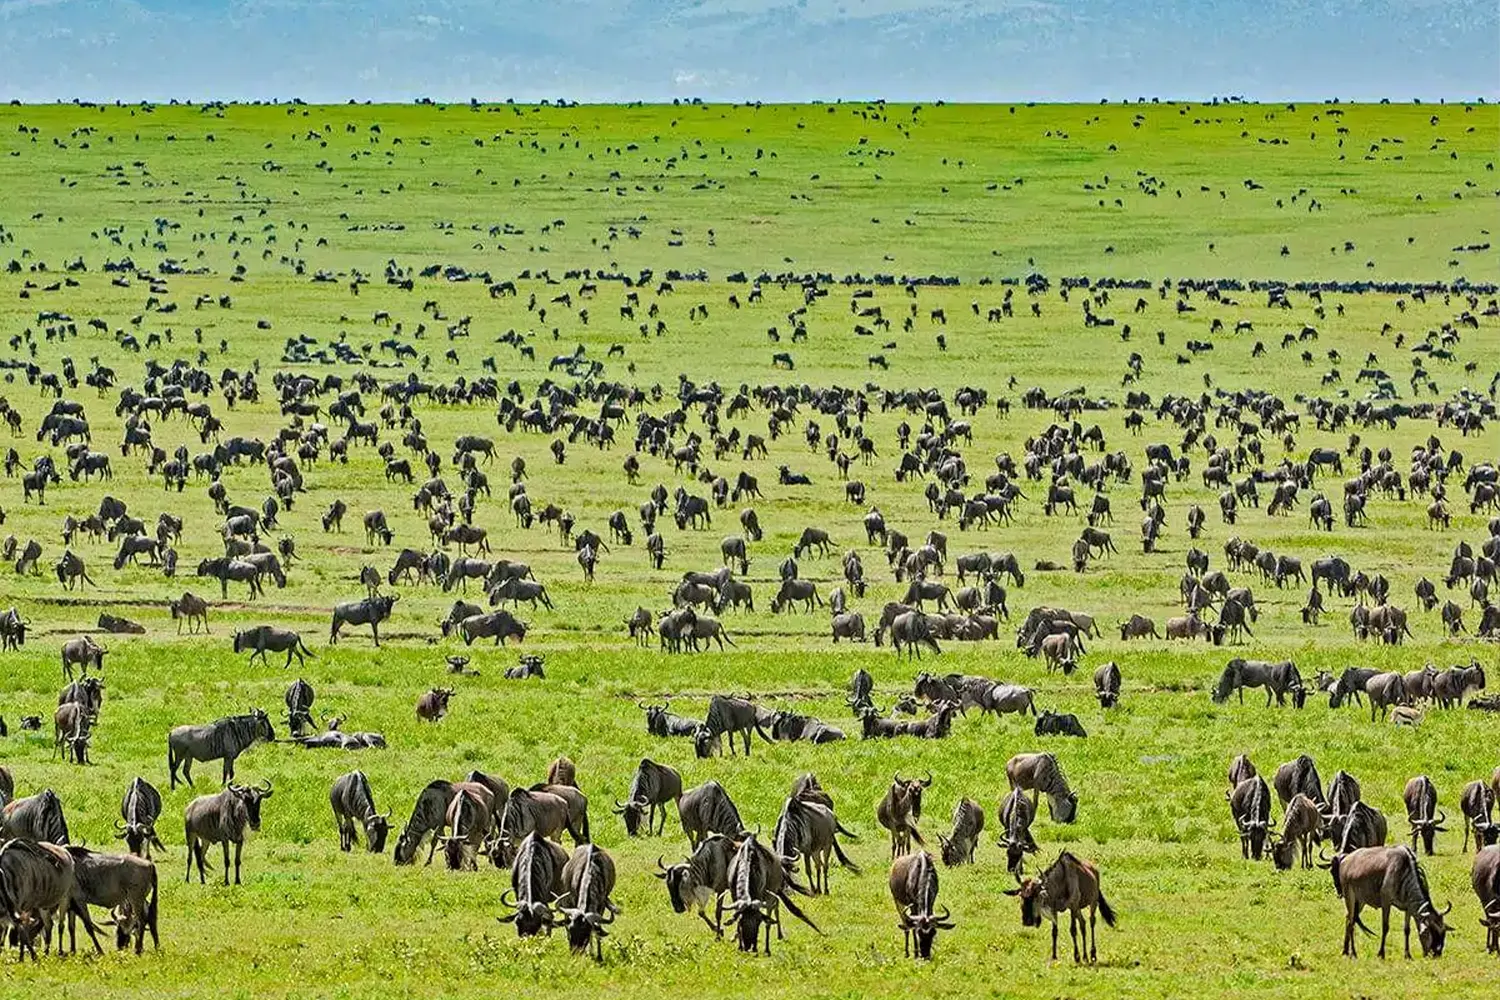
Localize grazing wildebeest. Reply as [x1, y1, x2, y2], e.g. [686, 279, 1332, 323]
[1006, 752, 1078, 823]
[459, 609, 527, 645]
[1330, 845, 1451, 958]
[330, 770, 391, 853]
[0, 839, 84, 959]
[1093, 661, 1122, 707]
[1474, 845, 1500, 954]
[721, 832, 818, 955]
[1004, 851, 1117, 963]
[997, 787, 1039, 875]
[889, 850, 955, 959]
[1272, 793, 1326, 870]
[655, 833, 735, 935]
[1229, 776, 1272, 860]
[615, 758, 683, 837]
[497, 830, 571, 936]
[233, 624, 314, 668]
[877, 772, 931, 858]
[392, 780, 458, 866]
[1460, 780, 1498, 852]
[330, 594, 398, 645]
[167, 709, 275, 788]
[1213, 658, 1305, 707]
[792, 526, 832, 559]
[937, 797, 984, 867]
[773, 793, 860, 895]
[439, 782, 494, 871]
[700, 695, 773, 756]
[677, 780, 745, 848]
[1365, 671, 1408, 721]
[1117, 613, 1159, 640]
[116, 777, 165, 858]
[1034, 710, 1087, 738]
[1273, 754, 1326, 808]
[1403, 775, 1446, 856]
[196, 556, 262, 599]
[0, 788, 70, 843]
[555, 844, 619, 960]
[183, 780, 273, 885]
[66, 846, 158, 954]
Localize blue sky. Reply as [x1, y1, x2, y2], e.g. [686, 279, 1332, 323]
[0, 0, 1494, 102]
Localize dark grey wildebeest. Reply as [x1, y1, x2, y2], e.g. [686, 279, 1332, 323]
[167, 709, 275, 788]
[0, 788, 70, 843]
[330, 770, 392, 853]
[678, 781, 744, 848]
[60, 636, 106, 681]
[66, 847, 157, 954]
[1007, 752, 1079, 823]
[773, 793, 860, 894]
[889, 850, 955, 959]
[722, 831, 818, 954]
[556, 844, 619, 960]
[284, 678, 315, 737]
[498, 830, 570, 936]
[233, 625, 314, 669]
[330, 594, 398, 646]
[0, 839, 87, 959]
[1403, 775, 1447, 856]
[997, 786, 1039, 874]
[1213, 658, 1305, 708]
[1093, 661, 1122, 708]
[393, 780, 458, 865]
[1274, 754, 1326, 807]
[1229, 775, 1272, 860]
[183, 781, 273, 885]
[656, 833, 734, 934]
[116, 777, 165, 858]
[615, 759, 683, 837]
[700, 695, 774, 756]
[1331, 845, 1451, 958]
[937, 797, 984, 867]
[458, 609, 527, 646]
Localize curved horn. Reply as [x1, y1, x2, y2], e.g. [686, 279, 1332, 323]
[258, 778, 273, 793]
[922, 770, 933, 786]
[893, 771, 904, 786]
[498, 888, 517, 907]
[1439, 900, 1452, 918]
[113, 819, 127, 836]
[656, 855, 668, 872]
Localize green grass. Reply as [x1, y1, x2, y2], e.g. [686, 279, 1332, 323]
[0, 99, 1497, 998]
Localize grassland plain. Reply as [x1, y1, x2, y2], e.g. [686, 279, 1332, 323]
[0, 99, 1495, 999]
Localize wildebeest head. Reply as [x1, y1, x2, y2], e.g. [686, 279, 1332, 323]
[901, 903, 955, 959]
[693, 725, 715, 759]
[726, 897, 772, 952]
[114, 817, 165, 856]
[1004, 875, 1046, 926]
[393, 824, 422, 866]
[249, 708, 276, 744]
[364, 810, 392, 854]
[497, 889, 554, 937]
[1049, 790, 1079, 824]
[229, 779, 273, 830]
[613, 797, 649, 836]
[231, 629, 244, 653]
[1416, 900, 1453, 956]
[556, 906, 613, 954]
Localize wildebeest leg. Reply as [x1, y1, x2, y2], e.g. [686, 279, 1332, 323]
[68, 899, 102, 955]
[1071, 909, 1082, 962]
[371, 621, 380, 647]
[1403, 911, 1412, 959]
[224, 841, 234, 885]
[1089, 905, 1098, 962]
[1378, 904, 1389, 959]
[1050, 915, 1059, 960]
[223, 754, 235, 785]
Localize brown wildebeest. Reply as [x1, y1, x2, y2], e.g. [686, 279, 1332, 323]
[877, 773, 930, 858]
[1004, 851, 1117, 963]
[416, 687, 453, 722]
[1331, 845, 1451, 958]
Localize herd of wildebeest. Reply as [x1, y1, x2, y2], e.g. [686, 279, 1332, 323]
[0, 253, 1497, 965]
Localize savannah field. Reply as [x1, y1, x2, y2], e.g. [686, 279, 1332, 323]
[0, 98, 1496, 999]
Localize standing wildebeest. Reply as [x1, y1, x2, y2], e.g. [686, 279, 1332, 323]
[1006, 752, 1079, 823]
[1365, 671, 1408, 721]
[0, 788, 70, 843]
[167, 709, 275, 788]
[1474, 845, 1500, 954]
[233, 624, 314, 668]
[937, 797, 984, 867]
[889, 850, 955, 959]
[615, 758, 682, 837]
[700, 695, 773, 756]
[1460, 780, 1498, 852]
[330, 770, 391, 853]
[392, 780, 457, 865]
[773, 793, 860, 895]
[877, 772, 930, 858]
[1118, 613, 1159, 640]
[655, 833, 735, 935]
[196, 556, 262, 599]
[459, 609, 527, 645]
[1272, 755, 1325, 812]
[1272, 793, 1326, 870]
[722, 832, 818, 954]
[60, 636, 106, 681]
[183, 781, 273, 885]
[997, 787, 1039, 875]
[1403, 775, 1447, 856]
[1093, 661, 1122, 708]
[284, 678, 315, 736]
[1004, 851, 1117, 963]
[771, 578, 823, 613]
[1434, 660, 1487, 709]
[439, 782, 494, 870]
[116, 777, 165, 858]
[169, 591, 210, 634]
[498, 830, 571, 937]
[1329, 666, 1381, 708]
[793, 526, 832, 559]
[555, 844, 619, 960]
[66, 846, 158, 954]
[0, 839, 85, 959]
[1229, 776, 1272, 860]
[330, 594, 398, 645]
[1331, 845, 1451, 958]
[1213, 658, 1305, 707]
[678, 780, 744, 848]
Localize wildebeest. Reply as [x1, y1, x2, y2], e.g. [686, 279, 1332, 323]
[169, 591, 210, 634]
[997, 786, 1039, 875]
[656, 833, 734, 935]
[700, 695, 773, 756]
[1403, 775, 1446, 856]
[497, 830, 571, 937]
[330, 770, 391, 853]
[1213, 658, 1305, 708]
[0, 788, 70, 844]
[183, 780, 273, 885]
[1006, 752, 1078, 823]
[678, 780, 744, 848]
[167, 709, 275, 788]
[1475, 845, 1500, 954]
[65, 846, 157, 954]
[393, 780, 458, 866]
[1004, 851, 1117, 963]
[116, 777, 165, 858]
[330, 594, 398, 646]
[459, 609, 528, 645]
[439, 782, 494, 870]
[492, 785, 590, 866]
[59, 636, 106, 681]
[877, 772, 930, 858]
[615, 758, 682, 837]
[1330, 845, 1451, 958]
[0, 838, 85, 959]
[889, 850, 955, 959]
[773, 791, 860, 896]
[416, 687, 454, 722]
[1273, 754, 1326, 808]
[721, 831, 818, 954]
[555, 844, 618, 960]
[1093, 661, 1122, 707]
[233, 624, 314, 668]
[1460, 779, 1498, 852]
[937, 797, 984, 867]
[1229, 776, 1272, 860]
[1035, 710, 1087, 738]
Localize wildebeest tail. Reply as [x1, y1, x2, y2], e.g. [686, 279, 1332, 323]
[831, 837, 861, 874]
[1097, 892, 1118, 928]
[754, 720, 774, 744]
[907, 820, 926, 846]
[833, 818, 859, 840]
[298, 638, 315, 658]
[776, 890, 822, 934]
